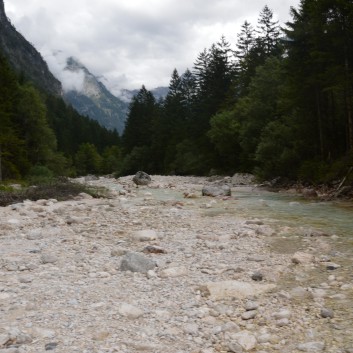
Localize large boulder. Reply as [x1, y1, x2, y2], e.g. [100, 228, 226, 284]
[132, 171, 151, 186]
[202, 184, 231, 197]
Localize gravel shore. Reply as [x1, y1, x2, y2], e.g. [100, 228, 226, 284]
[0, 175, 352, 353]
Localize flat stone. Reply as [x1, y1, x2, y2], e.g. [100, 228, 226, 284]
[241, 310, 257, 320]
[320, 308, 334, 318]
[41, 254, 58, 264]
[160, 266, 188, 278]
[297, 341, 325, 352]
[118, 303, 144, 319]
[292, 252, 315, 265]
[131, 229, 157, 241]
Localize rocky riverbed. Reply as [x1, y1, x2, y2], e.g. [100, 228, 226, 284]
[0, 175, 352, 353]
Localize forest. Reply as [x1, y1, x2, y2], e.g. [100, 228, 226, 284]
[1, 0, 353, 185]
[121, 0, 353, 184]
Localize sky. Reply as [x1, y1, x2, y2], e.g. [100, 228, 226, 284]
[5, 0, 300, 96]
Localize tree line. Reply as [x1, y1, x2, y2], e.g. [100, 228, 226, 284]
[120, 0, 353, 184]
[0, 53, 121, 182]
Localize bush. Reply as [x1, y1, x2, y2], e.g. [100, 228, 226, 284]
[27, 165, 54, 185]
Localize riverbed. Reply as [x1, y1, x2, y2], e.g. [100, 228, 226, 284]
[0, 175, 352, 353]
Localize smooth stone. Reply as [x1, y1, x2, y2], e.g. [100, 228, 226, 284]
[160, 266, 188, 278]
[41, 254, 58, 264]
[251, 271, 263, 281]
[276, 318, 290, 326]
[241, 310, 257, 320]
[45, 342, 58, 350]
[131, 229, 157, 242]
[273, 309, 291, 319]
[111, 247, 128, 257]
[244, 301, 259, 311]
[292, 252, 315, 265]
[297, 341, 325, 352]
[320, 308, 334, 318]
[118, 303, 144, 319]
[202, 184, 231, 197]
[132, 171, 151, 185]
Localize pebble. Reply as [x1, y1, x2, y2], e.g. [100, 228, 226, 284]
[320, 308, 334, 318]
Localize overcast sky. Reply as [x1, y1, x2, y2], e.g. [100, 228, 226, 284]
[5, 0, 300, 95]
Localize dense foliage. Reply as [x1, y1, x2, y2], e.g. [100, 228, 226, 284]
[120, 0, 353, 183]
[0, 53, 121, 181]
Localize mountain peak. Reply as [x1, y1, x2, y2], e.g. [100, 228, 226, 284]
[0, 0, 62, 95]
[62, 56, 128, 134]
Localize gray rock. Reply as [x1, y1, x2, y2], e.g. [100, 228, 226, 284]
[320, 308, 334, 318]
[202, 184, 231, 197]
[251, 271, 263, 281]
[41, 254, 58, 264]
[120, 252, 156, 273]
[45, 342, 58, 350]
[132, 171, 151, 186]
[241, 310, 257, 320]
[244, 301, 259, 311]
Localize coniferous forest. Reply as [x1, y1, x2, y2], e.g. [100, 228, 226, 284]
[121, 0, 353, 184]
[1, 0, 353, 185]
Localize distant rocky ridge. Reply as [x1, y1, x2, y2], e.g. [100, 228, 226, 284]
[0, 0, 62, 96]
[63, 57, 129, 134]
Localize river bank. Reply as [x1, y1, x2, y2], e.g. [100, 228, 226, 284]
[0, 175, 352, 353]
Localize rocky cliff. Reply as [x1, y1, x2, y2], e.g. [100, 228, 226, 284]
[0, 0, 61, 96]
[63, 57, 128, 134]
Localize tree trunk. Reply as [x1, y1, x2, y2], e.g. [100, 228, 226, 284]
[316, 88, 325, 159]
[0, 144, 2, 182]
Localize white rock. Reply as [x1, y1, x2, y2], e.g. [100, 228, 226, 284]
[118, 303, 144, 319]
[273, 309, 291, 319]
[292, 252, 315, 265]
[297, 341, 325, 351]
[160, 266, 188, 278]
[131, 229, 157, 241]
[232, 330, 257, 351]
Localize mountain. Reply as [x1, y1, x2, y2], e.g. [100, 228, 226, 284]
[120, 86, 169, 102]
[63, 57, 128, 134]
[0, 0, 61, 96]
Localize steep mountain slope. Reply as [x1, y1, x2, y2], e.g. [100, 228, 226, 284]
[63, 57, 128, 134]
[0, 0, 61, 96]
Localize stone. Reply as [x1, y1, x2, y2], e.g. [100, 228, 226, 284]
[132, 171, 151, 185]
[200, 280, 276, 300]
[131, 229, 157, 242]
[320, 308, 334, 318]
[251, 271, 263, 281]
[41, 254, 58, 264]
[202, 184, 231, 197]
[227, 341, 243, 353]
[142, 245, 167, 254]
[292, 252, 315, 265]
[111, 247, 128, 257]
[273, 309, 291, 320]
[244, 301, 259, 311]
[120, 252, 156, 273]
[241, 310, 257, 320]
[45, 342, 58, 350]
[232, 330, 257, 351]
[160, 266, 188, 278]
[118, 303, 144, 319]
[297, 341, 325, 352]
[326, 262, 340, 270]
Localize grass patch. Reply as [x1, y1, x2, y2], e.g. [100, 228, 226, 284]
[0, 178, 110, 207]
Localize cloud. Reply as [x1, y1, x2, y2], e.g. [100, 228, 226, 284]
[5, 0, 300, 91]
[43, 50, 85, 92]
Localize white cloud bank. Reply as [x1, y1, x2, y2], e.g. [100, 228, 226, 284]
[5, 0, 300, 92]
